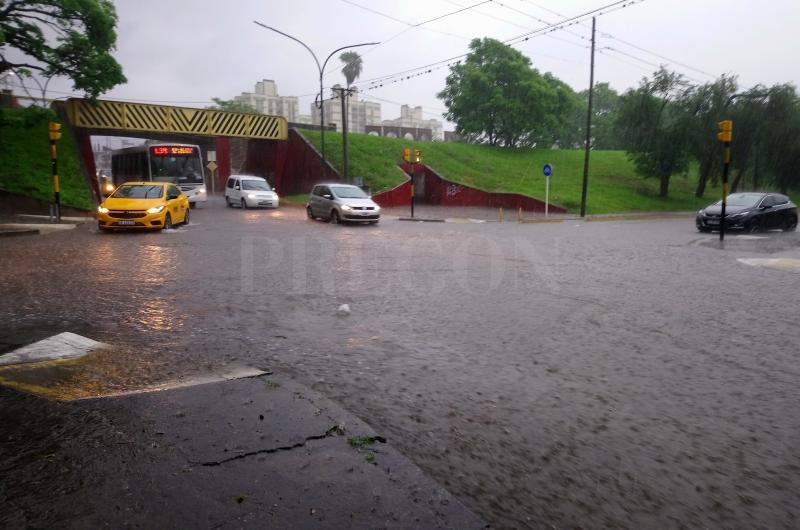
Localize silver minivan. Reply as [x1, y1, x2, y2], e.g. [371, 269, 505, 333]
[225, 175, 279, 209]
[307, 183, 380, 224]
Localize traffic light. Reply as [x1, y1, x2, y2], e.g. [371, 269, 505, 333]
[717, 120, 732, 143]
[413, 149, 422, 163]
[402, 148, 410, 162]
[48, 121, 62, 141]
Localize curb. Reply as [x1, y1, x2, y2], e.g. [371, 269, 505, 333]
[586, 212, 694, 222]
[0, 228, 40, 237]
[398, 217, 446, 222]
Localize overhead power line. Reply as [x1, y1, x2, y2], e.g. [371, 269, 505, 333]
[340, 0, 472, 41]
[440, 0, 590, 49]
[503, 0, 633, 44]
[417, 0, 494, 26]
[519, 0, 716, 79]
[600, 46, 704, 83]
[353, 0, 646, 91]
[599, 32, 716, 78]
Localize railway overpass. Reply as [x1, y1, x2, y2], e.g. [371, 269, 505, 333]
[53, 98, 340, 199]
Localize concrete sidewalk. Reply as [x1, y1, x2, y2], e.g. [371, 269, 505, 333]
[0, 372, 486, 529]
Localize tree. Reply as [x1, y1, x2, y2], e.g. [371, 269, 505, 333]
[207, 97, 257, 113]
[339, 51, 363, 88]
[438, 38, 572, 148]
[616, 68, 693, 197]
[681, 76, 738, 197]
[755, 84, 800, 193]
[726, 85, 767, 193]
[532, 73, 581, 148]
[0, 0, 126, 99]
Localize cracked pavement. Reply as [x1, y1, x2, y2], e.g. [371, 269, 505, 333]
[0, 375, 485, 529]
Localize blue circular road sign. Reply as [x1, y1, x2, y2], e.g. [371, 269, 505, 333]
[543, 164, 553, 177]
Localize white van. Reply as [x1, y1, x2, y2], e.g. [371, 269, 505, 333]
[225, 175, 279, 209]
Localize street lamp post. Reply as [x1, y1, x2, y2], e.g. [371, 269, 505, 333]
[253, 22, 378, 166]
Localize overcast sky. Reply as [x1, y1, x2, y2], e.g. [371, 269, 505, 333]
[8, 0, 800, 130]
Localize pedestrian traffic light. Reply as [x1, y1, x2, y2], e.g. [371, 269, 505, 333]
[402, 148, 410, 162]
[48, 121, 62, 141]
[717, 120, 732, 143]
[414, 149, 422, 163]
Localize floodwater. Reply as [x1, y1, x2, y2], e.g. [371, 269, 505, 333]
[2, 198, 800, 528]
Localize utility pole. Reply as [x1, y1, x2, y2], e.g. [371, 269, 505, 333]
[580, 17, 596, 218]
[333, 86, 352, 182]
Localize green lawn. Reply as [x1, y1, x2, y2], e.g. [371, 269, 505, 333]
[281, 194, 309, 206]
[0, 106, 94, 210]
[300, 129, 720, 214]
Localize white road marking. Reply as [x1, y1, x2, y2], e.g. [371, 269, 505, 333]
[72, 366, 268, 400]
[737, 258, 800, 273]
[0, 332, 106, 366]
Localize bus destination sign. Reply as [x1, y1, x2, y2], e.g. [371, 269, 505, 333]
[151, 146, 196, 156]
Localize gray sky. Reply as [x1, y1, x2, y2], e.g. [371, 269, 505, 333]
[9, 0, 800, 129]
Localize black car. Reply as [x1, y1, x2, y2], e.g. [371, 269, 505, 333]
[696, 192, 798, 233]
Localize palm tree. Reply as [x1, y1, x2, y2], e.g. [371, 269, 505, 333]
[339, 51, 363, 89]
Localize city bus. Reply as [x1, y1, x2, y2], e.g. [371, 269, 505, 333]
[110, 141, 207, 206]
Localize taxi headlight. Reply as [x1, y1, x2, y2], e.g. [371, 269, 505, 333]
[146, 205, 165, 214]
[341, 204, 353, 211]
[97, 206, 109, 214]
[374, 205, 381, 212]
[248, 193, 256, 199]
[198, 187, 206, 194]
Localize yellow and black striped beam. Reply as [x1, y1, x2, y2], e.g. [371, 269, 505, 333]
[64, 98, 288, 140]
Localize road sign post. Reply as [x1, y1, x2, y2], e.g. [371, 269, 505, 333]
[206, 160, 218, 194]
[543, 164, 553, 217]
[48, 121, 62, 222]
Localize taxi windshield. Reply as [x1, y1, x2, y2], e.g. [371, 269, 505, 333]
[111, 185, 163, 199]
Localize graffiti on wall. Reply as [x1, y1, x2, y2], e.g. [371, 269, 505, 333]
[446, 184, 462, 199]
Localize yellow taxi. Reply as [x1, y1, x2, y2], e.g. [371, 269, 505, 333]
[97, 182, 190, 231]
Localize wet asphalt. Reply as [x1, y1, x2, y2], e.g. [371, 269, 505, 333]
[1, 196, 800, 529]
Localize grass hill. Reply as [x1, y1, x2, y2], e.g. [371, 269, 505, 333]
[299, 129, 720, 214]
[0, 106, 94, 210]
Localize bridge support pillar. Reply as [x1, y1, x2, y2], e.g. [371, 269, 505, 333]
[215, 137, 231, 191]
[75, 130, 99, 201]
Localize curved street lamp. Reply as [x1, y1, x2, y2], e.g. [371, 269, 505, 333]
[253, 22, 378, 165]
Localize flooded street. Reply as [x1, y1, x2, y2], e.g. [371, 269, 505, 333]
[2, 198, 800, 528]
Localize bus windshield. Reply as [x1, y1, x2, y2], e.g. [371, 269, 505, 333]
[150, 155, 203, 184]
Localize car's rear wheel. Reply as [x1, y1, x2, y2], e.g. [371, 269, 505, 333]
[241, 198, 248, 210]
[183, 208, 190, 225]
[783, 215, 798, 232]
[306, 206, 314, 220]
[746, 219, 760, 233]
[330, 210, 340, 224]
[164, 213, 173, 230]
